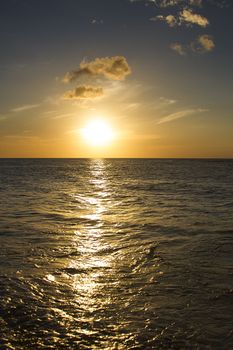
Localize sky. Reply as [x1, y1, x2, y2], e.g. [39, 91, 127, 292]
[0, 0, 232, 158]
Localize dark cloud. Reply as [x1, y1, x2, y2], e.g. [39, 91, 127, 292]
[63, 86, 104, 100]
[63, 56, 131, 83]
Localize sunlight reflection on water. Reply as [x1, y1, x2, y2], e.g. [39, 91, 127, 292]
[68, 160, 114, 316]
[0, 159, 233, 349]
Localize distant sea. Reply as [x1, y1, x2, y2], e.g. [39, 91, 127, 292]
[0, 158, 233, 349]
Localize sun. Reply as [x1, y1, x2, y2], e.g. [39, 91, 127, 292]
[80, 119, 114, 146]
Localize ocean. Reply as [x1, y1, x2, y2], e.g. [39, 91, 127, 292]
[0, 158, 233, 349]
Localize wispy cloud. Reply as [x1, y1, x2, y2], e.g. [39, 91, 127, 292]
[90, 18, 104, 25]
[170, 42, 186, 55]
[150, 14, 177, 27]
[43, 110, 57, 115]
[158, 108, 208, 124]
[120, 102, 142, 113]
[11, 104, 40, 113]
[51, 113, 76, 120]
[159, 97, 177, 105]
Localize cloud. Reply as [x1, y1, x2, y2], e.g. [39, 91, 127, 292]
[170, 42, 186, 55]
[155, 9, 209, 27]
[208, 0, 230, 7]
[191, 34, 215, 53]
[11, 104, 40, 113]
[151, 14, 177, 26]
[90, 18, 104, 25]
[130, 0, 203, 7]
[163, 14, 177, 26]
[52, 113, 76, 120]
[159, 97, 177, 104]
[62, 86, 104, 100]
[63, 56, 131, 83]
[189, 0, 203, 5]
[171, 35, 215, 55]
[62, 56, 131, 102]
[130, 0, 229, 7]
[180, 9, 209, 27]
[158, 108, 208, 124]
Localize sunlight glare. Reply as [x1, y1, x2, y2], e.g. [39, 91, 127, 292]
[81, 120, 114, 146]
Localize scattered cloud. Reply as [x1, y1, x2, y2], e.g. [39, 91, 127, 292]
[130, 0, 198, 7]
[180, 9, 209, 27]
[62, 86, 104, 100]
[155, 9, 209, 27]
[151, 14, 177, 26]
[90, 18, 104, 25]
[63, 56, 131, 83]
[130, 0, 228, 7]
[11, 104, 40, 113]
[158, 108, 208, 124]
[171, 35, 215, 55]
[191, 34, 215, 53]
[131, 0, 226, 56]
[170, 42, 186, 55]
[62, 56, 131, 102]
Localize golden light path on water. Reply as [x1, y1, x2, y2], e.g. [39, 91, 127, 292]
[47, 159, 164, 348]
[65, 160, 117, 341]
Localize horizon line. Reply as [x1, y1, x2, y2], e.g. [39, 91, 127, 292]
[0, 157, 232, 160]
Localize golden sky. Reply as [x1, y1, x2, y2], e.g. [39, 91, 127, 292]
[0, 0, 232, 158]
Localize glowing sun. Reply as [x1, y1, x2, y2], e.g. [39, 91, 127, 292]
[81, 120, 114, 146]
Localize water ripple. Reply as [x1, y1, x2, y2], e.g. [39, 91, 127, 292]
[0, 159, 233, 349]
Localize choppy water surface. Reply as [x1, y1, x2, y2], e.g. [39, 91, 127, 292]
[0, 159, 233, 349]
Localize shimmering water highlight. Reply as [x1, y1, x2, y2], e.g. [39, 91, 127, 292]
[0, 159, 233, 349]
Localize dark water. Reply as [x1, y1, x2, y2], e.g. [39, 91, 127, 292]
[0, 159, 233, 349]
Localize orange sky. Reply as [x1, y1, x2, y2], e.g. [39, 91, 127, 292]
[0, 0, 232, 158]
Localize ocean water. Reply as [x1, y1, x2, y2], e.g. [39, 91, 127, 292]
[0, 158, 233, 350]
